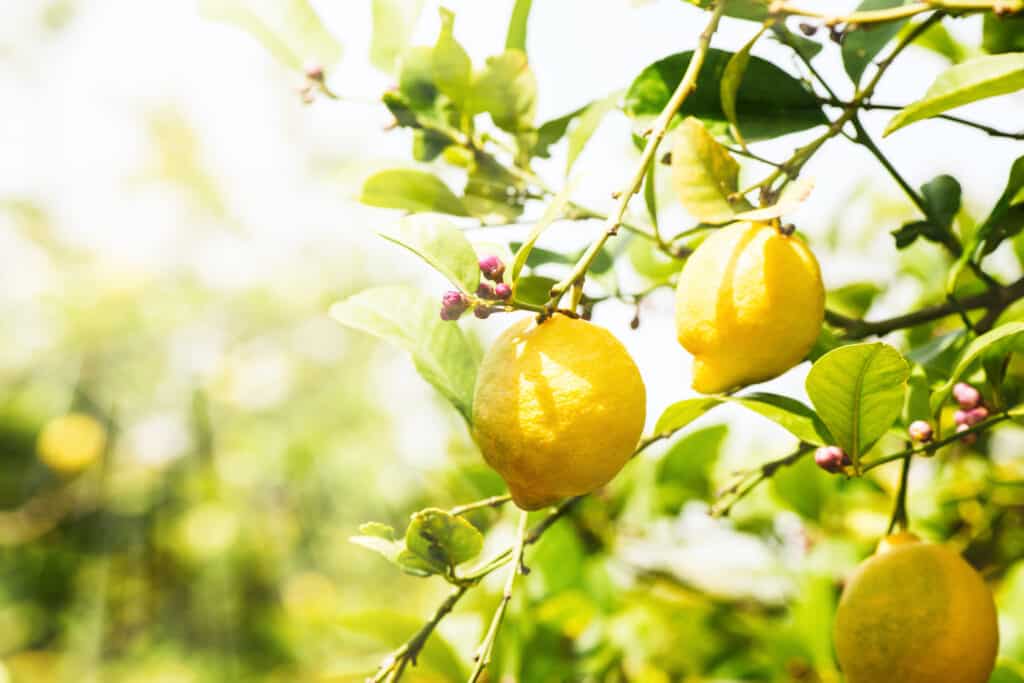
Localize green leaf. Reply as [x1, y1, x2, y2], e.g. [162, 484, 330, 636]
[411, 128, 449, 162]
[930, 322, 1024, 413]
[732, 177, 814, 221]
[330, 286, 480, 422]
[806, 342, 910, 465]
[530, 104, 588, 159]
[397, 46, 438, 110]
[656, 424, 728, 510]
[884, 54, 1024, 136]
[827, 283, 882, 319]
[721, 26, 765, 149]
[773, 451, 835, 521]
[680, 0, 770, 21]
[361, 169, 469, 217]
[511, 275, 558, 306]
[359, 522, 396, 539]
[973, 156, 1024, 258]
[433, 8, 472, 109]
[566, 92, 621, 175]
[624, 49, 827, 141]
[904, 19, 969, 64]
[470, 50, 537, 132]
[370, 0, 424, 73]
[405, 508, 484, 570]
[629, 238, 683, 281]
[200, 0, 342, 71]
[770, 24, 823, 62]
[671, 117, 751, 223]
[842, 0, 910, 84]
[653, 397, 723, 437]
[983, 13, 1024, 54]
[728, 392, 832, 445]
[510, 177, 578, 282]
[462, 154, 526, 223]
[921, 174, 962, 231]
[904, 365, 932, 424]
[505, 0, 533, 52]
[350, 534, 403, 563]
[378, 215, 480, 292]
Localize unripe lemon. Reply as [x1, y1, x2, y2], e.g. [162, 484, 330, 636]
[675, 221, 824, 394]
[37, 413, 107, 474]
[834, 534, 998, 683]
[472, 315, 646, 510]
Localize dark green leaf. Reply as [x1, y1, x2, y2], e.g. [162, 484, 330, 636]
[842, 0, 910, 84]
[983, 13, 1024, 54]
[361, 169, 468, 216]
[624, 49, 827, 141]
[770, 24, 823, 61]
[470, 50, 537, 132]
[412, 128, 449, 161]
[506, 0, 533, 52]
[974, 156, 1024, 258]
[378, 215, 480, 292]
[656, 424, 728, 510]
[531, 104, 588, 159]
[653, 397, 722, 437]
[405, 508, 484, 569]
[806, 342, 910, 465]
[885, 54, 1024, 136]
[729, 393, 832, 445]
[370, 0, 424, 73]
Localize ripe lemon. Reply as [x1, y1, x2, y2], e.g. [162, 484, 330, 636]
[675, 221, 824, 394]
[834, 534, 998, 683]
[37, 412, 107, 474]
[472, 314, 646, 510]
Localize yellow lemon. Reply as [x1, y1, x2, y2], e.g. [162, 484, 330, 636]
[472, 314, 646, 510]
[37, 413, 107, 474]
[675, 221, 824, 394]
[834, 534, 998, 683]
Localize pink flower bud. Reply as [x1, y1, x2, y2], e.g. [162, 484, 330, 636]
[954, 409, 969, 426]
[956, 423, 978, 446]
[476, 283, 496, 300]
[473, 306, 492, 319]
[304, 62, 324, 81]
[493, 283, 512, 300]
[965, 406, 989, 425]
[478, 256, 505, 283]
[952, 382, 981, 410]
[908, 420, 933, 443]
[439, 291, 468, 321]
[814, 445, 850, 474]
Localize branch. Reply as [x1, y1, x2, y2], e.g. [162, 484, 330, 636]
[826, 274, 1024, 339]
[450, 495, 512, 516]
[372, 585, 470, 683]
[545, 1, 727, 309]
[822, 98, 1024, 141]
[711, 445, 813, 517]
[466, 510, 530, 683]
[768, 0, 1022, 26]
[863, 412, 1013, 472]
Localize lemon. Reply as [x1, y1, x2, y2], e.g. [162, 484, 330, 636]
[37, 413, 107, 474]
[834, 534, 998, 683]
[675, 221, 824, 394]
[472, 314, 646, 510]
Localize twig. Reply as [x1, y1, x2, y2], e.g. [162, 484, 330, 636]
[545, 2, 727, 310]
[768, 0, 1021, 26]
[466, 510, 530, 683]
[862, 412, 1013, 472]
[711, 445, 813, 517]
[450, 495, 512, 516]
[887, 453, 913, 534]
[820, 98, 1024, 141]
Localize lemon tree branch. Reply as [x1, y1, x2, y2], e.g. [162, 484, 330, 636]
[545, 1, 727, 311]
[768, 0, 1022, 26]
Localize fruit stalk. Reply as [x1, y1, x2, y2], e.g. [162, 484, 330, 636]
[545, 1, 727, 311]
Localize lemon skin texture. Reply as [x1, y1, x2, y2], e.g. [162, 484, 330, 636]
[675, 221, 824, 394]
[472, 315, 646, 510]
[834, 537, 998, 683]
[37, 413, 107, 474]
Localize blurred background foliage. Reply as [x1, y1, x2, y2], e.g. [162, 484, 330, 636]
[2, 0, 1024, 682]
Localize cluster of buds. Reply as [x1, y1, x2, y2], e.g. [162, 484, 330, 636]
[814, 445, 851, 474]
[439, 255, 511, 321]
[952, 382, 987, 445]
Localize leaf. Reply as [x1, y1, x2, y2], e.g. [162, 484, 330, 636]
[361, 169, 469, 217]
[770, 24, 823, 62]
[773, 452, 836, 521]
[462, 153, 526, 222]
[904, 19, 969, 64]
[653, 397, 722, 437]
[983, 13, 1024, 54]
[680, 0, 770, 21]
[566, 92, 621, 175]
[930, 322, 1024, 413]
[359, 522, 396, 539]
[350, 535, 403, 563]
[624, 49, 827, 142]
[378, 215, 480, 293]
[510, 178, 579, 282]
[506, 0, 533, 52]
[921, 174, 962, 231]
[397, 46, 438, 110]
[511, 275, 558, 306]
[842, 0, 910, 84]
[973, 156, 1024, 258]
[405, 508, 483, 570]
[671, 117, 750, 223]
[884, 54, 1024, 136]
[432, 8, 472, 109]
[629, 238, 683, 281]
[656, 424, 728, 510]
[806, 342, 910, 466]
[411, 128, 449, 162]
[470, 50, 537, 132]
[728, 392, 832, 445]
[330, 286, 480, 422]
[200, 0, 342, 71]
[732, 177, 814, 221]
[370, 0, 424, 73]
[721, 26, 766, 150]
[827, 283, 882, 319]
[530, 103, 588, 159]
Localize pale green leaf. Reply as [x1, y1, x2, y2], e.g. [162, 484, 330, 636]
[470, 50, 537, 132]
[732, 177, 814, 222]
[670, 117, 751, 223]
[378, 215, 480, 292]
[721, 25, 766, 149]
[729, 392, 831, 445]
[405, 508, 484, 568]
[370, 0, 424, 73]
[361, 169, 469, 217]
[653, 397, 723, 437]
[930, 322, 1024, 413]
[432, 8, 472, 109]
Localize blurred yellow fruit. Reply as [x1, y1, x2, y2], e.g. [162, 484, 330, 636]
[834, 534, 998, 683]
[675, 221, 824, 394]
[472, 315, 646, 510]
[36, 413, 107, 474]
